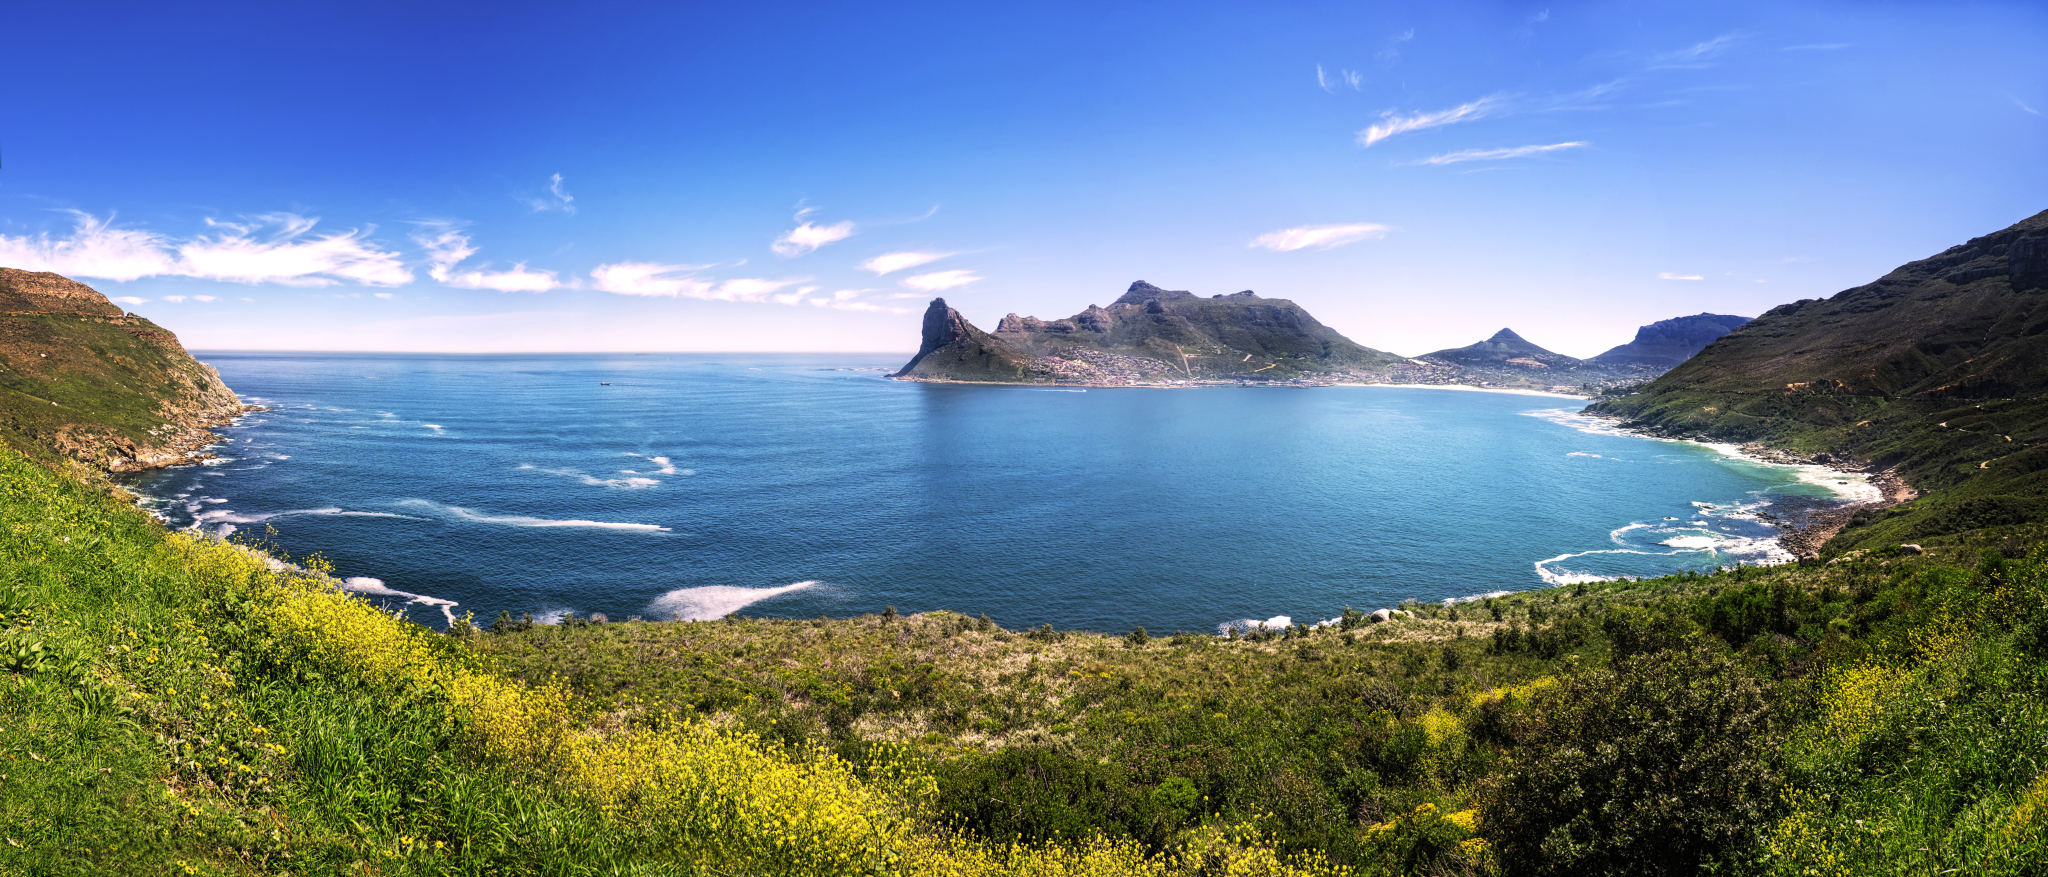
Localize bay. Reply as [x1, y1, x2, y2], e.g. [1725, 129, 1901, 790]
[127, 352, 1870, 633]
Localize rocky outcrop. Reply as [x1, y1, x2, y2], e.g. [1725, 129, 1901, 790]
[893, 299, 1042, 382]
[0, 268, 255, 470]
[1590, 314, 1752, 368]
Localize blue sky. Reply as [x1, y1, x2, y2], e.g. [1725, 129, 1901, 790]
[2, 1, 2043, 357]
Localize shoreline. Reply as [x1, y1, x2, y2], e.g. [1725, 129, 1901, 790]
[893, 374, 1593, 399]
[1582, 412, 1918, 560]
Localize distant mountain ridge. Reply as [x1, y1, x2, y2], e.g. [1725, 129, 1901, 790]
[895, 280, 1756, 389]
[897, 281, 1406, 383]
[1590, 313, 1752, 368]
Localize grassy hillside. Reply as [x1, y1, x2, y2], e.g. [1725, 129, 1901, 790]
[0, 268, 245, 470]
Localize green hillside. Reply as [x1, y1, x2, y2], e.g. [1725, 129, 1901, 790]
[1592, 209, 2048, 550]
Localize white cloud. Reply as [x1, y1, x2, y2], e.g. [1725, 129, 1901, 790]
[858, 250, 953, 275]
[441, 264, 564, 293]
[374, 292, 394, 299]
[113, 296, 148, 305]
[163, 295, 188, 303]
[2016, 97, 2042, 116]
[412, 221, 565, 292]
[772, 220, 855, 257]
[0, 212, 177, 281]
[900, 269, 981, 292]
[193, 295, 217, 302]
[1357, 95, 1504, 146]
[1659, 272, 1704, 280]
[176, 214, 413, 286]
[1249, 223, 1392, 252]
[1417, 141, 1588, 165]
[589, 262, 806, 303]
[520, 173, 577, 214]
[0, 211, 413, 286]
[590, 262, 716, 298]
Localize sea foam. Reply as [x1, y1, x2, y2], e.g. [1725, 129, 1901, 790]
[398, 499, 670, 531]
[647, 581, 818, 621]
[342, 576, 459, 627]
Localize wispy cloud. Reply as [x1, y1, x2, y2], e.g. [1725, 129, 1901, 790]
[1781, 43, 1850, 51]
[900, 269, 981, 292]
[2016, 97, 2042, 116]
[772, 217, 856, 258]
[194, 295, 217, 302]
[0, 212, 176, 281]
[1250, 223, 1392, 252]
[163, 295, 187, 303]
[1652, 33, 1742, 67]
[412, 221, 565, 292]
[1659, 272, 1704, 281]
[858, 250, 953, 275]
[1377, 29, 1415, 66]
[1316, 65, 1362, 93]
[113, 296, 148, 306]
[1417, 141, 1588, 165]
[1357, 95, 1505, 146]
[0, 211, 414, 286]
[520, 173, 577, 214]
[589, 262, 807, 304]
[175, 214, 414, 287]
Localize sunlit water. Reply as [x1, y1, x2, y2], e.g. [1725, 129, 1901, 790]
[127, 352, 1872, 633]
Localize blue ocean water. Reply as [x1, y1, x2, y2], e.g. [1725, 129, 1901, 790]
[128, 352, 1872, 633]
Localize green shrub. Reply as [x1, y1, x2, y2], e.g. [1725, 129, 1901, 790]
[1480, 644, 1781, 876]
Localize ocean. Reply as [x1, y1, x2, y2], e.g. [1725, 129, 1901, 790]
[127, 352, 1874, 634]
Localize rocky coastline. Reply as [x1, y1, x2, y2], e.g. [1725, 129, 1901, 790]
[1591, 414, 1918, 560]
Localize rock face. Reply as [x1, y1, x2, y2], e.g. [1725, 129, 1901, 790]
[917, 280, 1404, 383]
[1590, 314, 1752, 368]
[893, 298, 1040, 382]
[0, 268, 253, 470]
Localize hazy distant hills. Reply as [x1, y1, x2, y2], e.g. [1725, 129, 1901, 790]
[1590, 313, 1751, 368]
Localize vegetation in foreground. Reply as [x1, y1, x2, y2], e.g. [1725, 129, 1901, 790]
[13, 430, 2048, 875]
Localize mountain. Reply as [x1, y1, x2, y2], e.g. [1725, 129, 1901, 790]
[1589, 313, 1752, 368]
[893, 299, 1039, 382]
[1421, 328, 1582, 370]
[0, 268, 249, 469]
[897, 281, 1405, 383]
[1591, 208, 2048, 548]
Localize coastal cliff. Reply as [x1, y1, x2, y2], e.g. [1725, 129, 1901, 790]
[0, 267, 252, 470]
[893, 298, 1042, 382]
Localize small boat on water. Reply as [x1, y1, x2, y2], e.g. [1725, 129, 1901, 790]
[600, 382, 611, 385]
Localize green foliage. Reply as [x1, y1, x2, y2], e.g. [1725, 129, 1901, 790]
[1482, 645, 1783, 876]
